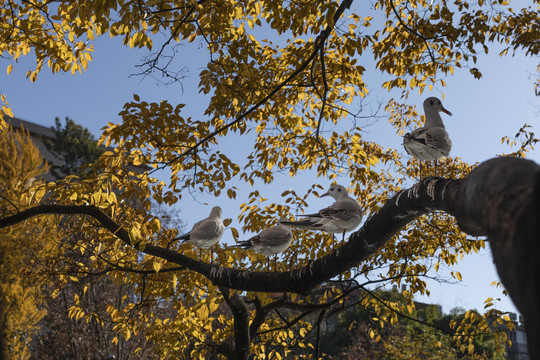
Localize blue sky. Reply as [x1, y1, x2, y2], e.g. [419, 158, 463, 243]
[1, 6, 538, 316]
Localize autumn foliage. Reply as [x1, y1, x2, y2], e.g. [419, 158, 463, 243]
[0, 128, 49, 359]
[1, 0, 538, 359]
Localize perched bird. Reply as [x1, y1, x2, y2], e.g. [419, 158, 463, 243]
[237, 219, 293, 255]
[403, 97, 452, 177]
[236, 219, 293, 269]
[175, 206, 224, 261]
[281, 185, 363, 243]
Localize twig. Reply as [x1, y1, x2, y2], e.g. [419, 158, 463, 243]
[168, 0, 355, 165]
[389, 0, 436, 63]
[314, 309, 327, 359]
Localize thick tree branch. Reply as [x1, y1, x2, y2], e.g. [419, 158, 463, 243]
[219, 287, 250, 360]
[1, 156, 539, 358]
[0, 157, 527, 294]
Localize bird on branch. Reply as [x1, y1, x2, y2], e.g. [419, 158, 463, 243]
[403, 96, 453, 177]
[175, 206, 224, 262]
[281, 185, 363, 246]
[236, 219, 293, 270]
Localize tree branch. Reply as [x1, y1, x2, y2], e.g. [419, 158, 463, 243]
[171, 0, 354, 163]
[388, 0, 436, 63]
[0, 157, 523, 294]
[219, 287, 250, 360]
[1, 156, 539, 358]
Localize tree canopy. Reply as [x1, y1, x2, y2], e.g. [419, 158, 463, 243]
[0, 127, 51, 359]
[1, 0, 539, 359]
[43, 117, 105, 180]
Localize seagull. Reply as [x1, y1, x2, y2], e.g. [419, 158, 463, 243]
[403, 96, 452, 177]
[281, 185, 363, 244]
[236, 219, 293, 269]
[175, 206, 224, 261]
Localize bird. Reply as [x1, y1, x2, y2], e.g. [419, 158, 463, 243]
[403, 96, 452, 177]
[281, 185, 363, 244]
[175, 206, 224, 261]
[236, 219, 293, 270]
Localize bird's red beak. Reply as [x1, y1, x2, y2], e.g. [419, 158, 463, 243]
[442, 107, 453, 116]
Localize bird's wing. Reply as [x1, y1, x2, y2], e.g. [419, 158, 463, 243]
[319, 199, 362, 221]
[404, 127, 451, 161]
[425, 127, 451, 155]
[190, 218, 223, 239]
[404, 128, 427, 144]
[177, 216, 208, 241]
[403, 128, 428, 156]
[256, 225, 292, 247]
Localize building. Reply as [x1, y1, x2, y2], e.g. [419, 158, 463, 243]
[6, 116, 149, 179]
[504, 313, 529, 360]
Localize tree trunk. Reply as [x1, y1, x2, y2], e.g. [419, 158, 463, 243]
[454, 157, 540, 359]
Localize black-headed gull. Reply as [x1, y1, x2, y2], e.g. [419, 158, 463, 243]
[403, 97, 452, 176]
[281, 185, 363, 242]
[236, 219, 293, 269]
[175, 206, 224, 260]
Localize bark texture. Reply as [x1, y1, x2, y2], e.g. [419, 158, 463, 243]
[456, 157, 540, 359]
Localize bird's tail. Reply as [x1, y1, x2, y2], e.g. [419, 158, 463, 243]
[235, 240, 253, 249]
[280, 219, 317, 229]
[173, 232, 190, 242]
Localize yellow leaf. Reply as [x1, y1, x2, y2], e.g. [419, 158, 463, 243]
[197, 305, 209, 320]
[209, 300, 219, 313]
[7, 64, 12, 75]
[50, 288, 60, 299]
[2, 106, 13, 117]
[153, 261, 162, 273]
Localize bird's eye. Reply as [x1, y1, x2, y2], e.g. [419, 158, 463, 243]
[438, 100, 441, 105]
[337, 188, 342, 192]
[429, 100, 434, 106]
[330, 187, 334, 191]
